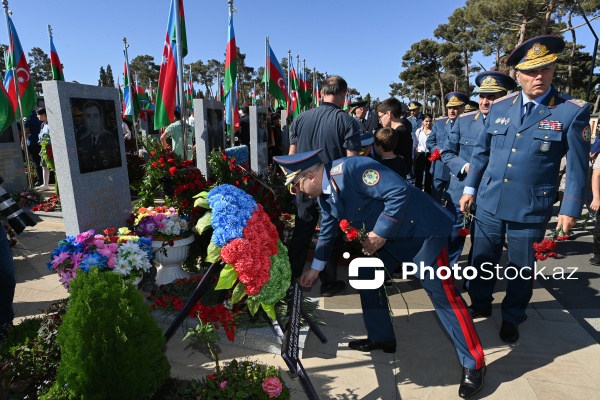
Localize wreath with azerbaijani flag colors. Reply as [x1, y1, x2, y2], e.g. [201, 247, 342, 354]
[194, 184, 291, 319]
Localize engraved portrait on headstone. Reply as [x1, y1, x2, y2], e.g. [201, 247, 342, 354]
[71, 98, 122, 174]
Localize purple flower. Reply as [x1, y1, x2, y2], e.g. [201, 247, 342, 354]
[75, 230, 95, 244]
[135, 215, 158, 238]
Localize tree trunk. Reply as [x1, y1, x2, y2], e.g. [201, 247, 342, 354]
[437, 70, 446, 116]
[593, 92, 600, 114]
[509, 16, 529, 80]
[464, 50, 470, 96]
[541, 0, 557, 35]
[566, 11, 576, 95]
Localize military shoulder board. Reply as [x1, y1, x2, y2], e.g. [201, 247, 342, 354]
[566, 98, 587, 108]
[494, 91, 519, 104]
[330, 163, 344, 175]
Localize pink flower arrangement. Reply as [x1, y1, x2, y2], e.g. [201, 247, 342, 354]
[262, 376, 283, 398]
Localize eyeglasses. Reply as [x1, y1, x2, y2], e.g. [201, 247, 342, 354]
[378, 112, 388, 121]
[289, 174, 307, 194]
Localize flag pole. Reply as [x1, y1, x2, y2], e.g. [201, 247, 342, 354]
[228, 0, 235, 148]
[122, 37, 139, 152]
[287, 50, 291, 109]
[216, 71, 220, 102]
[3, 1, 32, 188]
[174, 0, 188, 160]
[264, 37, 269, 111]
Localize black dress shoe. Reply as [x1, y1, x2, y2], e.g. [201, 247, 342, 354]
[348, 339, 396, 353]
[469, 306, 492, 319]
[458, 364, 486, 398]
[320, 280, 346, 297]
[499, 320, 519, 343]
[590, 256, 600, 266]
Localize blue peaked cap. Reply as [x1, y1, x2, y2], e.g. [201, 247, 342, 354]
[273, 149, 324, 185]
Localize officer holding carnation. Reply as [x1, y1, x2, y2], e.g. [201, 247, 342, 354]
[274, 149, 486, 398]
[460, 35, 591, 343]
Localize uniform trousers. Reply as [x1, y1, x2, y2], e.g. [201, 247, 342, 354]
[431, 178, 449, 204]
[360, 235, 484, 370]
[469, 208, 546, 325]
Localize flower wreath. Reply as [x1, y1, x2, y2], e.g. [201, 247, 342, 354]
[194, 184, 291, 319]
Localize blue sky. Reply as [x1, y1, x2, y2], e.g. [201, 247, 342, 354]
[3, 0, 599, 102]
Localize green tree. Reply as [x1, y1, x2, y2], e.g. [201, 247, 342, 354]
[105, 64, 115, 88]
[98, 66, 107, 86]
[434, 7, 482, 95]
[28, 47, 51, 95]
[129, 55, 159, 90]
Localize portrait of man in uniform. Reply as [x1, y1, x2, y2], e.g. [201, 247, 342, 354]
[71, 98, 122, 174]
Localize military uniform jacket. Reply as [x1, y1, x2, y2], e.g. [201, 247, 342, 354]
[441, 111, 485, 205]
[464, 87, 591, 223]
[314, 156, 453, 264]
[407, 114, 423, 134]
[426, 116, 452, 181]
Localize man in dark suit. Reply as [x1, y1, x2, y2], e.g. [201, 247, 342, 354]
[442, 71, 517, 268]
[460, 35, 591, 343]
[274, 149, 486, 399]
[427, 92, 469, 203]
[77, 101, 122, 174]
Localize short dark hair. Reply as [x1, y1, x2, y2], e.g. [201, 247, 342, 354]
[174, 109, 181, 120]
[242, 105, 249, 114]
[36, 107, 46, 116]
[377, 98, 403, 119]
[374, 127, 397, 152]
[321, 76, 348, 96]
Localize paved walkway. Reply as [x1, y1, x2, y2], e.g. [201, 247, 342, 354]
[10, 215, 600, 399]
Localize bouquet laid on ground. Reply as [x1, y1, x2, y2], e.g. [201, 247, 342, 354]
[11, 187, 43, 208]
[31, 194, 61, 212]
[194, 184, 291, 320]
[47, 228, 153, 289]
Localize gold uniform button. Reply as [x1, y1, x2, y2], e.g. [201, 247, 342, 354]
[544, 136, 549, 139]
[493, 130, 497, 134]
[507, 164, 513, 168]
[504, 179, 509, 183]
[516, 133, 521, 138]
[465, 141, 469, 144]
[543, 191, 547, 195]
[410, 220, 414, 224]
[512, 148, 516, 153]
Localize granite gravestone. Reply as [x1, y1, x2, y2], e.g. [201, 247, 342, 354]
[0, 123, 27, 193]
[41, 81, 131, 237]
[194, 99, 225, 178]
[249, 106, 268, 174]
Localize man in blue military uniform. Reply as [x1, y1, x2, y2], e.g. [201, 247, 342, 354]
[442, 71, 517, 269]
[407, 100, 423, 135]
[349, 97, 379, 135]
[460, 35, 591, 343]
[274, 149, 486, 399]
[427, 92, 469, 203]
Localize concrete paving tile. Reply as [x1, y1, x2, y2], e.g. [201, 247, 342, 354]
[569, 345, 600, 387]
[528, 378, 600, 400]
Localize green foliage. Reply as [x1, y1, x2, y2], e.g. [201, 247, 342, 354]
[53, 268, 170, 400]
[194, 359, 290, 400]
[1, 299, 68, 399]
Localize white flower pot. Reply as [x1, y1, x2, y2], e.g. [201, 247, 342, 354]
[152, 235, 195, 285]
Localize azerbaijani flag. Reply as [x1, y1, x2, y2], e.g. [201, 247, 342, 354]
[313, 78, 321, 107]
[299, 70, 311, 109]
[288, 56, 300, 120]
[49, 32, 64, 81]
[187, 69, 194, 110]
[224, 8, 237, 136]
[148, 79, 154, 103]
[154, 0, 179, 129]
[220, 78, 224, 100]
[225, 80, 240, 133]
[265, 44, 288, 111]
[0, 84, 15, 133]
[4, 15, 36, 120]
[123, 61, 141, 118]
[251, 84, 257, 105]
[343, 92, 350, 111]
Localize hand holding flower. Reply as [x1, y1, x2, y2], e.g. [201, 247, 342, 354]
[361, 231, 386, 256]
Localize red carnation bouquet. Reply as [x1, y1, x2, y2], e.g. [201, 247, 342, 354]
[428, 149, 441, 162]
[533, 227, 569, 260]
[339, 219, 367, 243]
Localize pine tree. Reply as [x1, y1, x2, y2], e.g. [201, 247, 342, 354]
[98, 66, 107, 87]
[106, 64, 115, 88]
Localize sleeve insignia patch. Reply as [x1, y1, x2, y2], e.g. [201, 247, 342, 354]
[582, 125, 591, 142]
[362, 169, 380, 186]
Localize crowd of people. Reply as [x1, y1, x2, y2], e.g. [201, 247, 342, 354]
[274, 34, 593, 398]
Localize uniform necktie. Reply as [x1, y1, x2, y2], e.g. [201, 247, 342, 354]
[92, 135, 97, 151]
[522, 102, 534, 124]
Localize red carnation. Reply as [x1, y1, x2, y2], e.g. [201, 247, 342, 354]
[457, 228, 470, 237]
[346, 227, 359, 241]
[428, 149, 441, 162]
[339, 219, 350, 232]
[168, 166, 178, 176]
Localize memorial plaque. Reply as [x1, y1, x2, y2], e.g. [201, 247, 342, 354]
[194, 99, 225, 178]
[41, 81, 131, 236]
